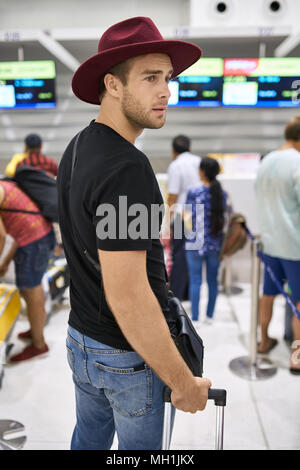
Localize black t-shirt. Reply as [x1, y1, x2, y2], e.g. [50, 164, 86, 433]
[57, 121, 168, 350]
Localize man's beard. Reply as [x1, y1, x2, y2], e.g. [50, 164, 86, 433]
[121, 88, 166, 130]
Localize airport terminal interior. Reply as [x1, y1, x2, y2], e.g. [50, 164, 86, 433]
[0, 0, 300, 450]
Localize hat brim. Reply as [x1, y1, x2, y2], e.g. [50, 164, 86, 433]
[72, 40, 202, 105]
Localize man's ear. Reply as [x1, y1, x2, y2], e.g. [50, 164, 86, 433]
[103, 73, 123, 99]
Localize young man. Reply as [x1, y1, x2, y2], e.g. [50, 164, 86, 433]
[256, 116, 300, 374]
[5, 133, 58, 178]
[167, 135, 201, 300]
[57, 16, 211, 450]
[0, 180, 56, 361]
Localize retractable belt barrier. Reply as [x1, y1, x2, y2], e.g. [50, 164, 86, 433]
[229, 227, 278, 380]
[243, 224, 300, 322]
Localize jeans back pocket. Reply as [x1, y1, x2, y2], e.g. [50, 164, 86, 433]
[94, 361, 152, 418]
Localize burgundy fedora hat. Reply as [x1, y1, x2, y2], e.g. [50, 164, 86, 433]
[72, 16, 202, 105]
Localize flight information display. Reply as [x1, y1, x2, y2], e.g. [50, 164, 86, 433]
[169, 58, 300, 108]
[169, 59, 223, 107]
[223, 58, 300, 107]
[0, 61, 56, 109]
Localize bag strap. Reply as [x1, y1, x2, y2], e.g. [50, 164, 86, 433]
[0, 179, 42, 216]
[70, 132, 168, 285]
[0, 208, 41, 215]
[70, 132, 101, 273]
[71, 131, 81, 180]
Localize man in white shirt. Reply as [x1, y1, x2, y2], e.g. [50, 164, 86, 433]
[256, 116, 300, 374]
[167, 135, 201, 300]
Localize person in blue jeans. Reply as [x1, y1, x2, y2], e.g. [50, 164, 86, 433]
[66, 325, 174, 450]
[57, 18, 212, 450]
[185, 157, 227, 323]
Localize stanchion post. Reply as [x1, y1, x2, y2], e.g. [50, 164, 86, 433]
[249, 239, 261, 367]
[224, 256, 231, 295]
[229, 236, 277, 380]
[221, 257, 243, 296]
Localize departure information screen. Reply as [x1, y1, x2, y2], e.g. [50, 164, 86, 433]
[169, 58, 300, 108]
[223, 58, 300, 107]
[169, 59, 223, 107]
[0, 61, 56, 109]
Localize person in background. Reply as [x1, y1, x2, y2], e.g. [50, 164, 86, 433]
[167, 135, 201, 301]
[256, 115, 300, 375]
[5, 133, 58, 178]
[0, 180, 56, 362]
[185, 157, 227, 324]
[6, 133, 62, 256]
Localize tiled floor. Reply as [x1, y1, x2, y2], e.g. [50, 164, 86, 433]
[0, 284, 299, 450]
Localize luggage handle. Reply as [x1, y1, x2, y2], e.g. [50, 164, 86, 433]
[162, 387, 227, 450]
[163, 386, 227, 407]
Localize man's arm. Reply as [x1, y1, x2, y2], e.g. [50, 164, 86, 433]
[98, 248, 211, 413]
[167, 193, 178, 220]
[5, 153, 26, 178]
[167, 193, 178, 208]
[167, 162, 180, 223]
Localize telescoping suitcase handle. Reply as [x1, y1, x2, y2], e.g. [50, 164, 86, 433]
[162, 387, 227, 450]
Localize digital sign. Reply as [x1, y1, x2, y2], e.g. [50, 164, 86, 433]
[169, 58, 300, 108]
[169, 59, 223, 107]
[223, 58, 300, 107]
[0, 61, 56, 109]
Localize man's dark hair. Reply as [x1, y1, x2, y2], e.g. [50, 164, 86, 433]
[25, 133, 42, 150]
[172, 135, 190, 155]
[98, 59, 131, 103]
[284, 116, 300, 141]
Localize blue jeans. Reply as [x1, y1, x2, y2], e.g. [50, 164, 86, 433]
[66, 326, 175, 450]
[185, 250, 220, 321]
[14, 229, 56, 289]
[262, 253, 300, 302]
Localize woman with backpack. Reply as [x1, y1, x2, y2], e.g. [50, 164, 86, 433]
[184, 156, 227, 323]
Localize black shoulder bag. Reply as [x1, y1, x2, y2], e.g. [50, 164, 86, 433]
[165, 290, 204, 378]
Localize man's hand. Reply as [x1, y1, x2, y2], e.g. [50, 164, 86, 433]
[171, 376, 212, 413]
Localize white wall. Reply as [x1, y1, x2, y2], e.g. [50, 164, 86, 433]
[190, 0, 299, 29]
[1, 0, 299, 34]
[0, 0, 189, 30]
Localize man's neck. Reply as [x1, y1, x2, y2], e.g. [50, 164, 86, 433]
[95, 103, 143, 145]
[279, 141, 297, 151]
[173, 151, 189, 161]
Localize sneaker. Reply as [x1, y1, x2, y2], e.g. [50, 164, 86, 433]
[10, 344, 49, 363]
[203, 317, 214, 325]
[17, 330, 32, 340]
